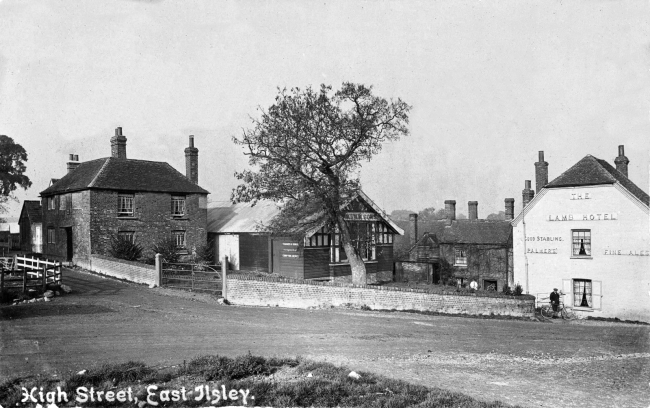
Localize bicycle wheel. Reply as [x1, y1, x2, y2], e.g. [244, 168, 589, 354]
[562, 308, 577, 320]
[540, 305, 554, 318]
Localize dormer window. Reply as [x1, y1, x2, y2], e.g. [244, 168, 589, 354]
[171, 196, 186, 217]
[118, 194, 134, 217]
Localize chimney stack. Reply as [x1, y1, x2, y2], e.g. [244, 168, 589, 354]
[184, 135, 199, 184]
[522, 180, 534, 209]
[468, 201, 478, 220]
[534, 151, 548, 193]
[445, 200, 456, 222]
[614, 145, 629, 178]
[505, 198, 515, 220]
[110, 127, 127, 159]
[409, 213, 418, 248]
[67, 154, 80, 173]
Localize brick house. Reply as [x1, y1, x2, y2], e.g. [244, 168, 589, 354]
[19, 200, 43, 254]
[407, 199, 514, 290]
[39, 128, 209, 262]
[208, 190, 403, 283]
[512, 146, 649, 322]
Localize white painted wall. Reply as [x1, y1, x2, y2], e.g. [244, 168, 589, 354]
[218, 234, 240, 270]
[513, 184, 650, 322]
[31, 223, 42, 253]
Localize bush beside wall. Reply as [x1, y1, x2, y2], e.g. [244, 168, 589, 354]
[227, 275, 535, 318]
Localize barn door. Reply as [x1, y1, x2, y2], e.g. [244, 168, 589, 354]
[591, 280, 602, 310]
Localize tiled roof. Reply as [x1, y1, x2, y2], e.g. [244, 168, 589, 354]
[546, 155, 649, 205]
[20, 200, 42, 223]
[40, 157, 209, 196]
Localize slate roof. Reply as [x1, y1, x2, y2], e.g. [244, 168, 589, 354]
[20, 201, 42, 223]
[40, 157, 209, 196]
[410, 219, 512, 253]
[545, 155, 649, 206]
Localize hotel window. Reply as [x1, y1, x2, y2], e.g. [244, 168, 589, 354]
[454, 247, 467, 267]
[571, 230, 591, 257]
[172, 231, 186, 249]
[171, 196, 186, 217]
[47, 227, 56, 244]
[118, 194, 134, 217]
[118, 231, 135, 244]
[573, 279, 592, 308]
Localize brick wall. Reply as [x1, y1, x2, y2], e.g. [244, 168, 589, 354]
[75, 254, 157, 285]
[227, 275, 535, 317]
[90, 190, 207, 258]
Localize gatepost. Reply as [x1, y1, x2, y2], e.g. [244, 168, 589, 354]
[154, 253, 162, 287]
[222, 255, 228, 300]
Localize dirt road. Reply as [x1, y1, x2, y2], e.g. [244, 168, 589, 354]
[1, 268, 649, 407]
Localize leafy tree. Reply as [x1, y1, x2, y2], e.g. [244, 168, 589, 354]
[389, 209, 415, 222]
[0, 135, 32, 220]
[232, 83, 411, 284]
[152, 236, 181, 264]
[486, 211, 506, 220]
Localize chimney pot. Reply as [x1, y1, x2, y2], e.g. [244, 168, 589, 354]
[505, 198, 515, 220]
[534, 151, 549, 193]
[522, 180, 535, 209]
[184, 135, 199, 184]
[468, 201, 478, 220]
[115, 127, 122, 136]
[74, 154, 79, 161]
[614, 145, 630, 177]
[67, 153, 81, 173]
[444, 200, 456, 221]
[69, 154, 74, 161]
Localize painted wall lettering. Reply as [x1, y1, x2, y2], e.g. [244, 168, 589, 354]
[526, 248, 558, 254]
[570, 193, 591, 200]
[603, 249, 650, 256]
[547, 213, 617, 221]
[525, 236, 563, 242]
[344, 212, 380, 221]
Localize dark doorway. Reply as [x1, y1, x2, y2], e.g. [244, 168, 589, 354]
[65, 227, 73, 261]
[483, 279, 497, 291]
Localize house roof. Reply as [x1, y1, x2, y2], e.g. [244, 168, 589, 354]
[20, 200, 42, 223]
[0, 222, 20, 233]
[207, 190, 404, 236]
[40, 157, 209, 196]
[409, 219, 512, 253]
[207, 201, 282, 233]
[545, 155, 649, 206]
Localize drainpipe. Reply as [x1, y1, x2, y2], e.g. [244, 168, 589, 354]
[522, 206, 529, 294]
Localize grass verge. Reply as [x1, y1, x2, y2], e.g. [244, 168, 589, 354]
[1, 354, 520, 407]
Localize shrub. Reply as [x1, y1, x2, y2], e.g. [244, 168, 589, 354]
[108, 234, 143, 261]
[502, 284, 512, 295]
[193, 240, 215, 264]
[152, 236, 180, 263]
[513, 283, 524, 296]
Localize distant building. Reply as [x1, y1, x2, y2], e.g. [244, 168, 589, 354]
[19, 200, 43, 254]
[407, 199, 514, 290]
[39, 128, 209, 262]
[512, 147, 649, 322]
[207, 191, 403, 283]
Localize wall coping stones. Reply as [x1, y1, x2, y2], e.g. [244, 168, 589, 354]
[228, 274, 535, 301]
[91, 254, 155, 270]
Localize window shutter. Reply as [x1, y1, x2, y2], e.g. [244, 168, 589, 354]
[592, 280, 602, 310]
[562, 279, 572, 306]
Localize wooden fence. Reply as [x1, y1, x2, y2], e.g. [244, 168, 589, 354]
[0, 255, 63, 294]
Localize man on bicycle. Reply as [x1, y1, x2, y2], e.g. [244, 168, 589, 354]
[550, 288, 561, 318]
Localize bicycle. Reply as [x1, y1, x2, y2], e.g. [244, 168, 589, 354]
[540, 301, 576, 320]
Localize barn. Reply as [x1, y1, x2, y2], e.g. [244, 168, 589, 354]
[207, 190, 403, 283]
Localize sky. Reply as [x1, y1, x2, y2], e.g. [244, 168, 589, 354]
[1, 0, 648, 220]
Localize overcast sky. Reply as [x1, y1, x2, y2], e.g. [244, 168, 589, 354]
[1, 0, 648, 220]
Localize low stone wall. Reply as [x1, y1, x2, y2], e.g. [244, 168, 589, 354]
[227, 275, 535, 317]
[75, 255, 156, 285]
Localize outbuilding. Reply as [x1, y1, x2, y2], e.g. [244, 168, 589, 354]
[207, 190, 403, 283]
[512, 146, 649, 322]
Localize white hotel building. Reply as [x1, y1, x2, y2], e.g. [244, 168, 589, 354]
[512, 146, 649, 322]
